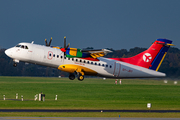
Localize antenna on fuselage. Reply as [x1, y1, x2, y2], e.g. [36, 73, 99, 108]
[31, 41, 34, 44]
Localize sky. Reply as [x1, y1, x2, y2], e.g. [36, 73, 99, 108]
[0, 0, 180, 50]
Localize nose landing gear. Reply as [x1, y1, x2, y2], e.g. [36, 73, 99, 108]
[13, 59, 19, 67]
[13, 62, 17, 67]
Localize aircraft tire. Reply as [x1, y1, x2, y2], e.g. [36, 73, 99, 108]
[78, 75, 84, 81]
[13, 63, 17, 67]
[69, 74, 75, 80]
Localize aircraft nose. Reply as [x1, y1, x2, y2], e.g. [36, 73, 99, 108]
[5, 49, 11, 57]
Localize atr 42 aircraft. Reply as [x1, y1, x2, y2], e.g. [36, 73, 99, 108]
[5, 37, 173, 81]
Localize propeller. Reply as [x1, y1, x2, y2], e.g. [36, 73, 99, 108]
[45, 37, 52, 46]
[61, 36, 70, 55]
[64, 36, 70, 49]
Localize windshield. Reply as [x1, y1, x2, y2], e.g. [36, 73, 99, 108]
[15, 44, 28, 49]
[15, 44, 21, 47]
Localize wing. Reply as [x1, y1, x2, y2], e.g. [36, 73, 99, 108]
[81, 49, 112, 58]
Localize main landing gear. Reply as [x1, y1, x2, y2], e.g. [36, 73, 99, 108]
[77, 73, 84, 81]
[68, 72, 84, 81]
[69, 74, 75, 80]
[76, 68, 84, 81]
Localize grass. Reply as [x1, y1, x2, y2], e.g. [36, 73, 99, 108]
[0, 112, 180, 118]
[0, 76, 180, 117]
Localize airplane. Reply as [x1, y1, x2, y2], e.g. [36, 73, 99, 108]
[5, 37, 173, 81]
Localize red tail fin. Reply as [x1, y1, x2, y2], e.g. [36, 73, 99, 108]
[109, 39, 173, 71]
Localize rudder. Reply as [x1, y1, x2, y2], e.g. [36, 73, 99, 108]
[149, 39, 172, 71]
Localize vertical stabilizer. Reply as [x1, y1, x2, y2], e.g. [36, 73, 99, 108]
[110, 39, 173, 71]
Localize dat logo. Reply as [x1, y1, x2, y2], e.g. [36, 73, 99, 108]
[143, 53, 152, 62]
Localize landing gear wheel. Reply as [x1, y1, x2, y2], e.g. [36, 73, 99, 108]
[13, 63, 17, 67]
[69, 74, 75, 80]
[78, 75, 84, 81]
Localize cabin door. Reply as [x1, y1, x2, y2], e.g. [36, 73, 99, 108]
[113, 62, 121, 77]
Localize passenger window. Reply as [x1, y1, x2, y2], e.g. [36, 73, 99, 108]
[61, 56, 63, 58]
[91, 62, 93, 64]
[68, 58, 70, 60]
[84, 60, 86, 63]
[87, 61, 89, 64]
[110, 65, 112, 68]
[53, 54, 55, 57]
[102, 64, 104, 67]
[76, 59, 78, 62]
[80, 60, 82, 62]
[49, 53, 52, 56]
[64, 57, 66, 59]
[72, 58, 74, 61]
[106, 65, 108, 67]
[57, 55, 59, 58]
[95, 63, 97, 65]
[98, 63, 101, 66]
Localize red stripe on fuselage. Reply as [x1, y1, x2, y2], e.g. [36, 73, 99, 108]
[81, 57, 99, 61]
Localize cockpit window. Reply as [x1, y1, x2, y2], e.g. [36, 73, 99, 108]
[21, 45, 24, 48]
[15, 44, 21, 47]
[15, 44, 29, 49]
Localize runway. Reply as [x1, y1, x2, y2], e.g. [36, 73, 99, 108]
[0, 109, 180, 112]
[0, 117, 179, 120]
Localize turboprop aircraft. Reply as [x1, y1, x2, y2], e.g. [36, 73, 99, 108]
[5, 37, 173, 81]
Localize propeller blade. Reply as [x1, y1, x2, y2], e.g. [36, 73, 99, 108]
[45, 39, 48, 46]
[48, 37, 52, 46]
[63, 36, 67, 56]
[66, 43, 70, 50]
[64, 36, 66, 48]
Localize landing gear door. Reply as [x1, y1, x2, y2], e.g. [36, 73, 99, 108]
[113, 62, 121, 77]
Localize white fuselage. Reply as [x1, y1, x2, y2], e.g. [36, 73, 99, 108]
[5, 42, 166, 78]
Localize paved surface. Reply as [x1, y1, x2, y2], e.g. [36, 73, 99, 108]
[0, 109, 180, 113]
[0, 117, 179, 120]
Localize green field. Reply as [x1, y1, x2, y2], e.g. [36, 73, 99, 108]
[0, 76, 180, 117]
